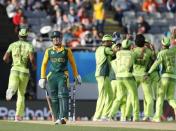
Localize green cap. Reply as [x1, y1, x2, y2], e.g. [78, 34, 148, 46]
[102, 34, 112, 41]
[122, 39, 132, 48]
[161, 37, 170, 46]
[19, 28, 28, 36]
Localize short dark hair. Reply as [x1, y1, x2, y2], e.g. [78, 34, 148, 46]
[135, 34, 145, 47]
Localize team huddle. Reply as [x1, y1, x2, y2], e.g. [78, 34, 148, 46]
[93, 32, 176, 122]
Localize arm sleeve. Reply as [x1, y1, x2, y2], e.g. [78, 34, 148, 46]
[40, 49, 49, 79]
[29, 43, 34, 53]
[148, 53, 162, 74]
[7, 44, 12, 53]
[105, 47, 114, 56]
[68, 48, 78, 77]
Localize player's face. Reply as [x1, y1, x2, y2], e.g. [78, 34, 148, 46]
[52, 37, 62, 46]
[105, 40, 113, 47]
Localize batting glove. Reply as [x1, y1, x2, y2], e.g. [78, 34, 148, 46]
[75, 75, 82, 85]
[38, 78, 46, 89]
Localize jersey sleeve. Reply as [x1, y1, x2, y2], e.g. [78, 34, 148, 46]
[148, 53, 162, 74]
[40, 49, 49, 78]
[29, 44, 34, 53]
[104, 47, 114, 56]
[6, 44, 13, 53]
[67, 48, 78, 77]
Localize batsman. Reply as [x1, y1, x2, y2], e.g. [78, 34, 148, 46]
[39, 31, 81, 124]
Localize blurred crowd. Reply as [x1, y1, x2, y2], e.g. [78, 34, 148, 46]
[0, 0, 176, 51]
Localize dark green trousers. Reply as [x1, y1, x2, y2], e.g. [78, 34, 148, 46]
[48, 73, 69, 120]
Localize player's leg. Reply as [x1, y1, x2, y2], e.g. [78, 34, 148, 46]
[16, 72, 29, 120]
[108, 80, 124, 119]
[93, 76, 106, 120]
[120, 94, 127, 121]
[58, 75, 69, 124]
[6, 70, 19, 100]
[101, 77, 113, 119]
[125, 77, 139, 121]
[141, 77, 154, 119]
[153, 77, 167, 122]
[166, 78, 176, 120]
[124, 77, 139, 121]
[48, 73, 59, 121]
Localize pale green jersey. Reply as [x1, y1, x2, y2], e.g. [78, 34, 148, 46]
[95, 46, 114, 77]
[148, 47, 176, 79]
[115, 50, 134, 77]
[133, 47, 152, 76]
[7, 40, 34, 73]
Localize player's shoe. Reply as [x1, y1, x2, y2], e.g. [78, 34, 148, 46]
[6, 89, 14, 101]
[15, 116, 22, 122]
[142, 117, 152, 122]
[54, 119, 61, 124]
[60, 118, 66, 124]
[152, 117, 161, 122]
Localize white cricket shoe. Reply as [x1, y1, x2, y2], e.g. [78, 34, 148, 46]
[54, 119, 61, 125]
[6, 89, 14, 101]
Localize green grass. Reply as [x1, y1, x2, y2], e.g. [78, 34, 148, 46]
[0, 121, 171, 131]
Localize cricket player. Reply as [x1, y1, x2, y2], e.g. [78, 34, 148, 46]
[93, 34, 114, 121]
[38, 31, 81, 124]
[3, 28, 36, 121]
[144, 40, 159, 100]
[110, 39, 139, 121]
[126, 34, 154, 121]
[147, 37, 176, 122]
[108, 43, 128, 121]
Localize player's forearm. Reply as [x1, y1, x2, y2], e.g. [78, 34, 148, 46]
[148, 61, 160, 74]
[3, 52, 11, 63]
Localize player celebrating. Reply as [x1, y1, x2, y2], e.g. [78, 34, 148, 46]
[3, 28, 36, 121]
[147, 37, 176, 122]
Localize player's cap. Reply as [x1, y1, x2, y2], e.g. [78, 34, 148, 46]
[51, 31, 62, 39]
[122, 39, 132, 49]
[19, 28, 28, 36]
[161, 37, 170, 46]
[102, 34, 112, 41]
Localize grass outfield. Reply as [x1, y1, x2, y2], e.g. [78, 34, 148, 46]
[0, 120, 175, 131]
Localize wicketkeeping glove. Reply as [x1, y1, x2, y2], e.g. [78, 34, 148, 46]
[38, 78, 46, 89]
[75, 75, 82, 85]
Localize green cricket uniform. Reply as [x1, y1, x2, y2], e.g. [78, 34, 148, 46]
[127, 47, 154, 119]
[7, 40, 34, 117]
[108, 60, 127, 120]
[41, 46, 78, 120]
[112, 50, 139, 121]
[93, 46, 113, 120]
[148, 49, 160, 99]
[148, 47, 176, 121]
